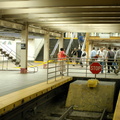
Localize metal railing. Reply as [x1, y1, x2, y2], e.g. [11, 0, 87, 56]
[0, 43, 38, 72]
[0, 55, 13, 71]
[46, 57, 120, 83]
[27, 61, 38, 73]
[0, 43, 21, 62]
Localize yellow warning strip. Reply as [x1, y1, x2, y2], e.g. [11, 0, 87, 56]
[34, 61, 44, 63]
[14, 61, 45, 68]
[113, 92, 120, 120]
[0, 76, 73, 115]
[3, 60, 72, 69]
[64, 37, 78, 39]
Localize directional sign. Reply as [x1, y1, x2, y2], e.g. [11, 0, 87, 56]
[90, 62, 102, 74]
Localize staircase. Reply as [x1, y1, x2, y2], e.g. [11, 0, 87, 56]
[0, 43, 38, 72]
[0, 44, 21, 67]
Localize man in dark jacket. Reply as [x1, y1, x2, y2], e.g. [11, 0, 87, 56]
[107, 47, 115, 73]
[76, 48, 83, 67]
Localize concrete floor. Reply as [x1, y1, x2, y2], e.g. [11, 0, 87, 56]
[0, 62, 47, 96]
[0, 62, 119, 97]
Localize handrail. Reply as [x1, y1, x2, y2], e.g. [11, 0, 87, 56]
[0, 43, 21, 62]
[0, 43, 38, 72]
[27, 61, 38, 73]
[46, 57, 119, 82]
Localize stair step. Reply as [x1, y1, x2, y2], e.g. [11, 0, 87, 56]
[1, 51, 6, 54]
[12, 59, 16, 62]
[15, 62, 20, 65]
[5, 54, 9, 57]
[8, 56, 13, 59]
[0, 48, 21, 67]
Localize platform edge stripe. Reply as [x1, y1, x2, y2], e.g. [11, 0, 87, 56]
[113, 91, 120, 120]
[0, 77, 73, 115]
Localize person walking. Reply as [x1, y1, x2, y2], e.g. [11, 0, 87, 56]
[103, 47, 108, 68]
[81, 49, 87, 66]
[114, 48, 120, 75]
[57, 48, 68, 76]
[90, 47, 97, 64]
[71, 48, 77, 66]
[112, 47, 118, 69]
[97, 47, 105, 73]
[107, 47, 115, 73]
[76, 48, 83, 67]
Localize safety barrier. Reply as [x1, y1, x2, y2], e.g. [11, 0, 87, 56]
[46, 57, 120, 83]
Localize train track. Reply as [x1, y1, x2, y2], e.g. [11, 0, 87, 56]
[0, 81, 112, 120]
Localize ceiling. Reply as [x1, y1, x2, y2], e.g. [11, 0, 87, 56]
[0, 0, 120, 34]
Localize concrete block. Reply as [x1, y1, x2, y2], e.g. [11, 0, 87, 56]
[66, 80, 115, 112]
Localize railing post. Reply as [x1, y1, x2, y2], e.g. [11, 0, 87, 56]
[61, 59, 63, 78]
[67, 58, 69, 76]
[86, 58, 88, 77]
[2, 54, 4, 70]
[105, 60, 107, 78]
[55, 58, 57, 81]
[47, 61, 49, 84]
[7, 59, 8, 70]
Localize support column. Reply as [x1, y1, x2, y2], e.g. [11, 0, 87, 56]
[20, 23, 28, 74]
[85, 33, 90, 59]
[67, 32, 71, 38]
[59, 33, 64, 51]
[74, 32, 78, 38]
[44, 33, 49, 62]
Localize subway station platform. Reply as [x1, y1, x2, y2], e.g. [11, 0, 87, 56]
[0, 62, 120, 118]
[0, 62, 120, 97]
[0, 71, 72, 115]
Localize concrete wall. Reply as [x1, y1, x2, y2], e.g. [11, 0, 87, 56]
[66, 80, 115, 112]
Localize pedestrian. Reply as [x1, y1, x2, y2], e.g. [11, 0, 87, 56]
[81, 49, 87, 66]
[90, 47, 97, 64]
[114, 47, 120, 75]
[76, 48, 83, 67]
[97, 47, 105, 73]
[57, 48, 68, 76]
[71, 48, 77, 66]
[103, 47, 108, 68]
[112, 47, 118, 69]
[107, 47, 115, 73]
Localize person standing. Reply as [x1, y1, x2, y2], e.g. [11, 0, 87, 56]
[114, 48, 120, 75]
[57, 48, 68, 76]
